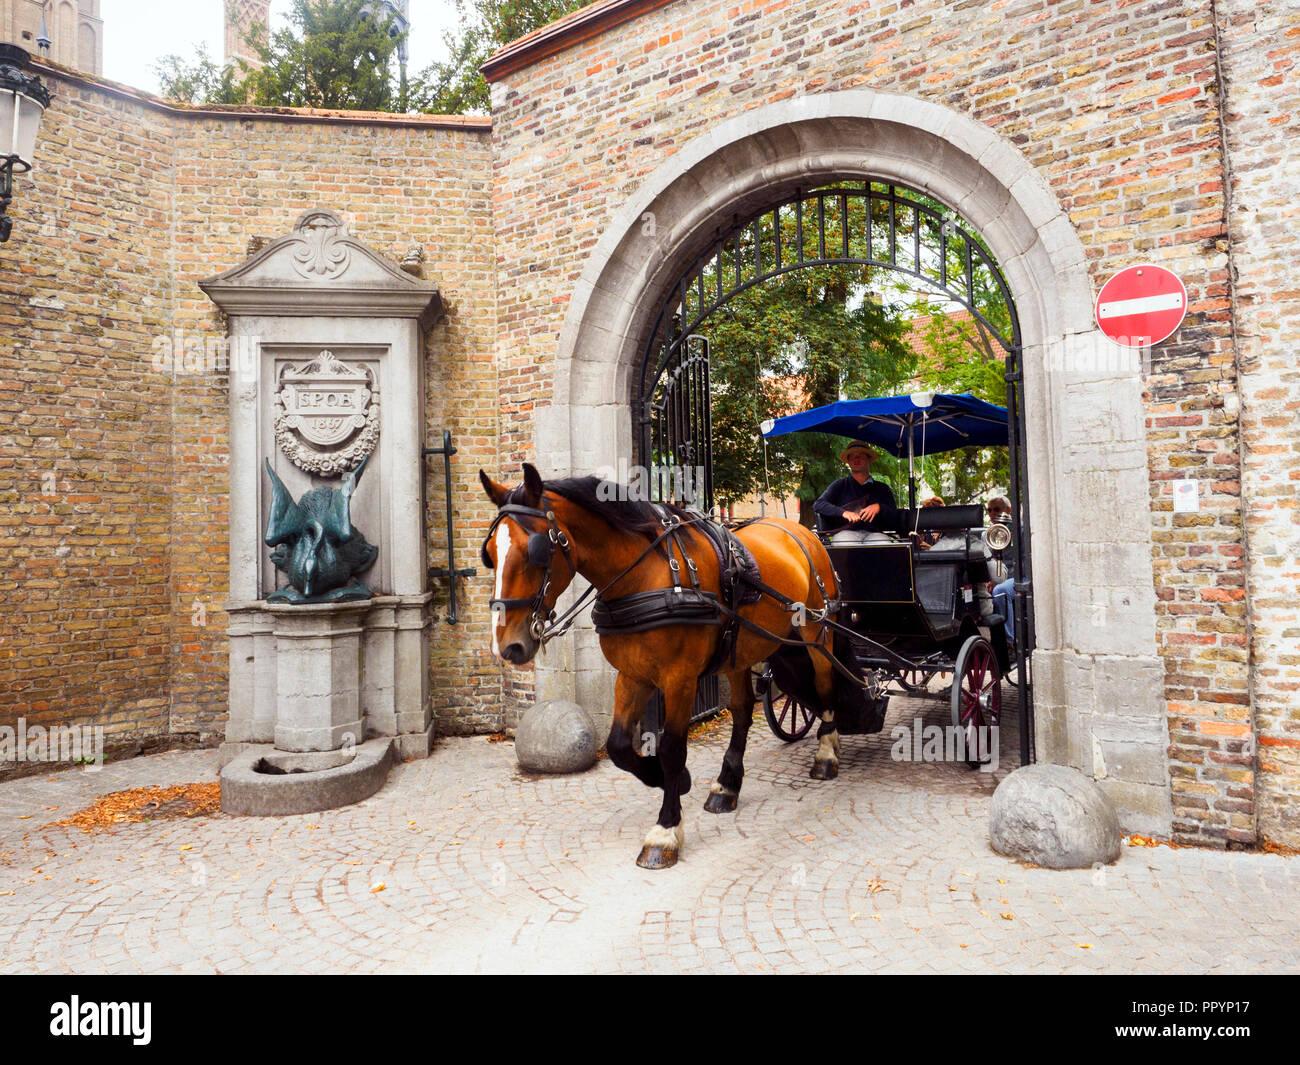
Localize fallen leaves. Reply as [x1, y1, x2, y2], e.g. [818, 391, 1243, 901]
[48, 783, 221, 832]
[370, 882, 386, 893]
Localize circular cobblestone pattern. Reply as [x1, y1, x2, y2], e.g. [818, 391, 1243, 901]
[1, 691, 1295, 974]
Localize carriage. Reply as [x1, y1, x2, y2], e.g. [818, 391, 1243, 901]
[754, 392, 1015, 759]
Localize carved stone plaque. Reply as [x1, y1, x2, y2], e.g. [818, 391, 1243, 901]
[274, 350, 380, 475]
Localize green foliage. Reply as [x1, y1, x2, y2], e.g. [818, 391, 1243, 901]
[678, 185, 1017, 514]
[413, 0, 589, 114]
[155, 0, 407, 111]
[703, 260, 918, 512]
[909, 299, 1010, 505]
[154, 43, 250, 105]
[242, 0, 404, 111]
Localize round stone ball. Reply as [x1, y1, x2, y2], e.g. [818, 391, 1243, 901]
[515, 699, 598, 774]
[989, 763, 1122, 869]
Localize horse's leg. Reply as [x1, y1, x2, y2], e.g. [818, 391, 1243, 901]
[807, 634, 841, 780]
[636, 676, 695, 870]
[704, 667, 756, 813]
[606, 673, 664, 788]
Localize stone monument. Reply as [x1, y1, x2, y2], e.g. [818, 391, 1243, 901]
[200, 209, 442, 814]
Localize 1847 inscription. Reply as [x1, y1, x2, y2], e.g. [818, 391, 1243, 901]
[274, 350, 380, 475]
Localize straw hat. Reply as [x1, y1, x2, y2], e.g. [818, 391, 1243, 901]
[839, 441, 877, 462]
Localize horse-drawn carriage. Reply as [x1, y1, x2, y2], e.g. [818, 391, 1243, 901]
[756, 392, 1014, 761]
[479, 390, 1020, 867]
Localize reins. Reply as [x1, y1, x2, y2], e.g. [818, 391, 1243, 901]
[483, 496, 906, 685]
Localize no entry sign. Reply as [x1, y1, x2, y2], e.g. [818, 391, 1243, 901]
[1095, 264, 1187, 347]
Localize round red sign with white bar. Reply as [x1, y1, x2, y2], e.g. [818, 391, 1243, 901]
[1094, 264, 1187, 348]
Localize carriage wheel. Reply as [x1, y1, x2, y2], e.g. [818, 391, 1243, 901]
[895, 667, 933, 694]
[761, 671, 817, 743]
[950, 636, 1001, 767]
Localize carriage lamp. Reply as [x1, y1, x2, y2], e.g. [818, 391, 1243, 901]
[0, 43, 52, 244]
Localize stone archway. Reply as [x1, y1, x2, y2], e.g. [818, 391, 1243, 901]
[533, 90, 1172, 835]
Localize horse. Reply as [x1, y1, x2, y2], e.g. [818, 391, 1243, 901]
[480, 463, 867, 870]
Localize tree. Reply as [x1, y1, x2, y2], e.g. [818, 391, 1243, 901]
[153, 43, 248, 105]
[412, 0, 589, 114]
[698, 259, 919, 515]
[156, 0, 406, 112]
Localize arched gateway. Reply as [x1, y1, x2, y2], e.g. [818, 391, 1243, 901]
[533, 91, 1173, 836]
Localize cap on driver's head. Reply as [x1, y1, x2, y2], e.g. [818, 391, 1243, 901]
[840, 441, 876, 462]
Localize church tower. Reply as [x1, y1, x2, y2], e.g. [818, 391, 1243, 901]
[224, 0, 270, 68]
[0, 0, 102, 75]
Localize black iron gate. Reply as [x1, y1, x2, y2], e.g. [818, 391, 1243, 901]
[632, 182, 1035, 760]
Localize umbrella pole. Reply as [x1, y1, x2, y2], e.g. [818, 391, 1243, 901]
[907, 419, 917, 510]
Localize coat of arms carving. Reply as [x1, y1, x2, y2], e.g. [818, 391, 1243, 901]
[273, 350, 380, 476]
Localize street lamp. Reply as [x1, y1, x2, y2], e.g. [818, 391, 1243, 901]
[0, 44, 52, 244]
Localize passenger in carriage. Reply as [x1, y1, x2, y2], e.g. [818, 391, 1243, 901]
[917, 495, 946, 548]
[813, 441, 898, 544]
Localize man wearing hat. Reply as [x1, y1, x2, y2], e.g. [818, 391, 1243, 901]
[813, 441, 897, 544]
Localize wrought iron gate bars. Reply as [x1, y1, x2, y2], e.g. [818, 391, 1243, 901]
[637, 181, 1020, 406]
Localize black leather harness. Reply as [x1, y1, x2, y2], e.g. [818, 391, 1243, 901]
[481, 497, 884, 687]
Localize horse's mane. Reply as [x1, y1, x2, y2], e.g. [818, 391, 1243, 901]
[506, 476, 693, 541]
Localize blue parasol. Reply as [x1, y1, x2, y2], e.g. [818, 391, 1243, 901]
[762, 391, 1009, 509]
[762, 391, 1008, 455]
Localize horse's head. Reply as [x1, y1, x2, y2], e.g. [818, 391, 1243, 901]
[479, 463, 577, 665]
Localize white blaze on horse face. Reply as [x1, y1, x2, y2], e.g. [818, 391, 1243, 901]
[491, 522, 513, 658]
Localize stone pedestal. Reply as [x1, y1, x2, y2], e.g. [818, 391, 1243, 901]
[269, 602, 367, 752]
[222, 592, 434, 766]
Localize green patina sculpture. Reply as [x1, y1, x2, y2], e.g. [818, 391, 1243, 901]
[264, 456, 378, 604]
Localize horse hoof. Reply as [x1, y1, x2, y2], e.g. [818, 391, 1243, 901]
[636, 845, 679, 869]
[810, 760, 839, 781]
[703, 789, 738, 814]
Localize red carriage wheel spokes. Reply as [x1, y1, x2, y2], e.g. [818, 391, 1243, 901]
[896, 667, 933, 693]
[761, 672, 817, 743]
[950, 636, 1001, 766]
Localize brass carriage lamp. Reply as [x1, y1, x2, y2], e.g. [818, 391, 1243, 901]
[0, 43, 52, 244]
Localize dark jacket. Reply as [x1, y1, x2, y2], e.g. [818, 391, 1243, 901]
[814, 476, 897, 533]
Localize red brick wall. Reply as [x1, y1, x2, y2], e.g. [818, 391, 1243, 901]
[1218, 0, 1300, 846]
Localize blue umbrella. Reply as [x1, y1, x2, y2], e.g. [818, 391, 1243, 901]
[762, 391, 1008, 455]
[762, 392, 1009, 508]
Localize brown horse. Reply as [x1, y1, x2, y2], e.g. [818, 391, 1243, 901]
[480, 464, 853, 870]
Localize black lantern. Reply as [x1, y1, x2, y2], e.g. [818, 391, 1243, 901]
[0, 44, 52, 244]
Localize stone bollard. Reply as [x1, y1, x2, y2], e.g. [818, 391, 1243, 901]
[515, 700, 598, 773]
[989, 763, 1122, 869]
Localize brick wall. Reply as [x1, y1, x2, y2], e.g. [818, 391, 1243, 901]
[1218, 0, 1300, 846]
[0, 66, 509, 771]
[485, 0, 1262, 845]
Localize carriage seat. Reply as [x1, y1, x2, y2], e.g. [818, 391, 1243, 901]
[890, 504, 983, 536]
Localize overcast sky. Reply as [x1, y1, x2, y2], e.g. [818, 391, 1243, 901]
[100, 0, 460, 95]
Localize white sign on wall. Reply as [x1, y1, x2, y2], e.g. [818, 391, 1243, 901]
[1172, 479, 1200, 513]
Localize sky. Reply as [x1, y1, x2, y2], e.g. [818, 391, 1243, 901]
[99, 0, 461, 95]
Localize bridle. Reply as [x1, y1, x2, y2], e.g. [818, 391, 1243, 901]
[481, 502, 574, 643]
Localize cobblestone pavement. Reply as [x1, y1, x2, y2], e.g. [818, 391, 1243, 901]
[1, 686, 1297, 975]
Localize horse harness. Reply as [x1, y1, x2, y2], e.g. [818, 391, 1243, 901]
[482, 503, 574, 642]
[483, 499, 865, 685]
